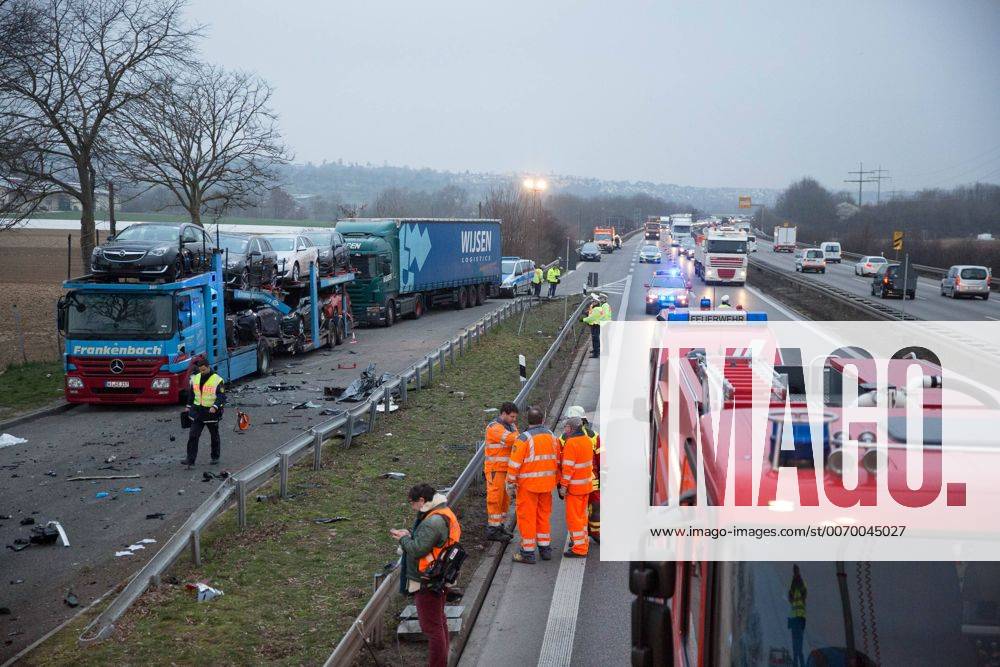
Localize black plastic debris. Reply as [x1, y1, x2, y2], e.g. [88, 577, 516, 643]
[29, 524, 59, 545]
[333, 363, 396, 402]
[313, 516, 350, 524]
[268, 383, 298, 391]
[45, 471, 57, 477]
[64, 591, 79, 608]
[145, 513, 166, 520]
[0, 607, 10, 615]
[19, 517, 34, 526]
[293, 401, 323, 409]
[10, 579, 24, 585]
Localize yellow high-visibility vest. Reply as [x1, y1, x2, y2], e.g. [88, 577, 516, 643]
[190, 372, 223, 408]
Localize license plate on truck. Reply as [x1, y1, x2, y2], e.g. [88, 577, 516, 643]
[105, 380, 130, 388]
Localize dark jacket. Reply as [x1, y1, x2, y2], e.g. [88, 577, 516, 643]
[398, 493, 452, 592]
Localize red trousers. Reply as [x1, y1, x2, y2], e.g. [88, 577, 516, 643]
[565, 492, 590, 555]
[415, 587, 448, 667]
[515, 488, 553, 551]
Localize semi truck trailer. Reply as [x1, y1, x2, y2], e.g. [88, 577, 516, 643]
[337, 218, 502, 327]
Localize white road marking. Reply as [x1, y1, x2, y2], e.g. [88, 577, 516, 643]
[986, 316, 1000, 321]
[536, 556, 588, 667]
[617, 275, 633, 321]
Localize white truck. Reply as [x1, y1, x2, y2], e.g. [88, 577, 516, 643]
[772, 225, 797, 252]
[669, 213, 693, 247]
[695, 227, 748, 285]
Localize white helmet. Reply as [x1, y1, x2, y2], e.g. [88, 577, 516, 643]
[566, 405, 587, 420]
[721, 294, 731, 304]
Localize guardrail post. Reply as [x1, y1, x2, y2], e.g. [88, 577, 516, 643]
[312, 429, 323, 471]
[237, 480, 247, 530]
[383, 384, 392, 415]
[413, 364, 422, 390]
[427, 356, 434, 386]
[448, 340, 455, 365]
[458, 333, 465, 356]
[367, 398, 378, 433]
[438, 348, 445, 373]
[189, 528, 201, 566]
[399, 375, 408, 406]
[280, 452, 290, 498]
[343, 411, 355, 449]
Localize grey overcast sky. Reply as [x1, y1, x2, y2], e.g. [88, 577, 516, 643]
[187, 0, 1000, 192]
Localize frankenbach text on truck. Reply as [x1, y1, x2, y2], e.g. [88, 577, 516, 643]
[337, 218, 502, 327]
[58, 253, 353, 404]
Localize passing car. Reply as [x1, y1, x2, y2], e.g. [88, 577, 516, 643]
[871, 262, 916, 299]
[500, 256, 536, 296]
[854, 255, 888, 276]
[795, 248, 826, 273]
[303, 230, 349, 273]
[639, 244, 662, 263]
[578, 242, 602, 262]
[820, 241, 842, 263]
[747, 234, 758, 252]
[90, 222, 215, 281]
[941, 265, 991, 300]
[266, 234, 319, 282]
[644, 269, 692, 314]
[680, 237, 697, 258]
[217, 233, 279, 289]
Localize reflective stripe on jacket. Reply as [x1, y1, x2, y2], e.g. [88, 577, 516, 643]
[417, 506, 462, 573]
[507, 426, 559, 492]
[484, 418, 518, 472]
[546, 267, 561, 283]
[190, 372, 223, 408]
[790, 586, 806, 618]
[561, 424, 601, 490]
[559, 430, 594, 495]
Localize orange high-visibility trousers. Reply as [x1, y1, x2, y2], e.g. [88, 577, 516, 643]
[515, 489, 553, 552]
[485, 470, 509, 527]
[565, 493, 589, 555]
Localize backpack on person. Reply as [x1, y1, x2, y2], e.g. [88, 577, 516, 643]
[420, 514, 467, 592]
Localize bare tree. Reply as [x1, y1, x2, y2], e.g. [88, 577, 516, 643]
[111, 65, 289, 225]
[0, 0, 199, 262]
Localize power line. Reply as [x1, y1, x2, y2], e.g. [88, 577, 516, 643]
[845, 162, 878, 206]
[871, 166, 891, 204]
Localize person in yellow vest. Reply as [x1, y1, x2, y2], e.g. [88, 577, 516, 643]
[391, 483, 461, 667]
[788, 565, 807, 667]
[183, 355, 226, 466]
[581, 293, 612, 357]
[559, 405, 602, 543]
[531, 266, 543, 297]
[546, 264, 562, 298]
[484, 402, 519, 541]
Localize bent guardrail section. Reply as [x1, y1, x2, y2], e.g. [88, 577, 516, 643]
[323, 295, 590, 667]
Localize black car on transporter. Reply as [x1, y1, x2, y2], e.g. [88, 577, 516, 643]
[90, 222, 215, 281]
[217, 233, 280, 289]
[302, 229, 349, 273]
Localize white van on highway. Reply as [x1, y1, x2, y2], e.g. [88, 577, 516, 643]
[747, 235, 758, 252]
[821, 241, 842, 263]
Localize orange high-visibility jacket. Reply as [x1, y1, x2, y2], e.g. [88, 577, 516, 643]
[484, 418, 519, 473]
[417, 506, 462, 573]
[559, 430, 594, 495]
[560, 424, 601, 490]
[507, 426, 559, 493]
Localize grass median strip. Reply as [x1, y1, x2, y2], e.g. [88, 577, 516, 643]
[27, 300, 574, 666]
[0, 361, 64, 421]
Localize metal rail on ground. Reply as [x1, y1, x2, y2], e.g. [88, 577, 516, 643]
[322, 295, 590, 667]
[77, 295, 532, 644]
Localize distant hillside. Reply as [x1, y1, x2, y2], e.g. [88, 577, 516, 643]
[280, 161, 777, 213]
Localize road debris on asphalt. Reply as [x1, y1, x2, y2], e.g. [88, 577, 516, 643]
[293, 400, 323, 409]
[0, 434, 27, 449]
[145, 513, 166, 520]
[331, 363, 396, 402]
[186, 582, 224, 602]
[70, 474, 142, 482]
[122, 487, 142, 494]
[19, 518, 34, 526]
[376, 397, 399, 413]
[64, 591, 79, 608]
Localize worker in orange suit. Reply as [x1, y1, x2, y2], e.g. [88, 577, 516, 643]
[560, 405, 602, 543]
[484, 401, 519, 542]
[558, 414, 594, 557]
[505, 406, 559, 564]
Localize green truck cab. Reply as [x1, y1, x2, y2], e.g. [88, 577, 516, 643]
[337, 218, 502, 327]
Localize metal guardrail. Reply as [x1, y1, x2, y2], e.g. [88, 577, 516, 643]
[749, 258, 919, 321]
[323, 294, 590, 667]
[77, 295, 533, 644]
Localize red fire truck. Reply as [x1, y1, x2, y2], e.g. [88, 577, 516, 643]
[631, 313, 1000, 666]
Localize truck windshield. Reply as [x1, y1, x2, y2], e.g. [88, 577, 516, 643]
[350, 254, 375, 279]
[718, 561, 984, 665]
[706, 239, 747, 253]
[595, 233, 612, 241]
[66, 293, 174, 339]
[673, 226, 691, 236]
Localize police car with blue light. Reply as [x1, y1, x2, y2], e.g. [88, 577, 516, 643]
[644, 268, 692, 314]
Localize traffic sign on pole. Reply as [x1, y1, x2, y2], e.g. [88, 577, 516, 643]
[738, 196, 752, 209]
[892, 230, 904, 251]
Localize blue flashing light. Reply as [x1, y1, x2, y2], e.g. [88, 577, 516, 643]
[700, 297, 712, 309]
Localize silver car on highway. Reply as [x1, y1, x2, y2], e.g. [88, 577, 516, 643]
[940, 265, 991, 300]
